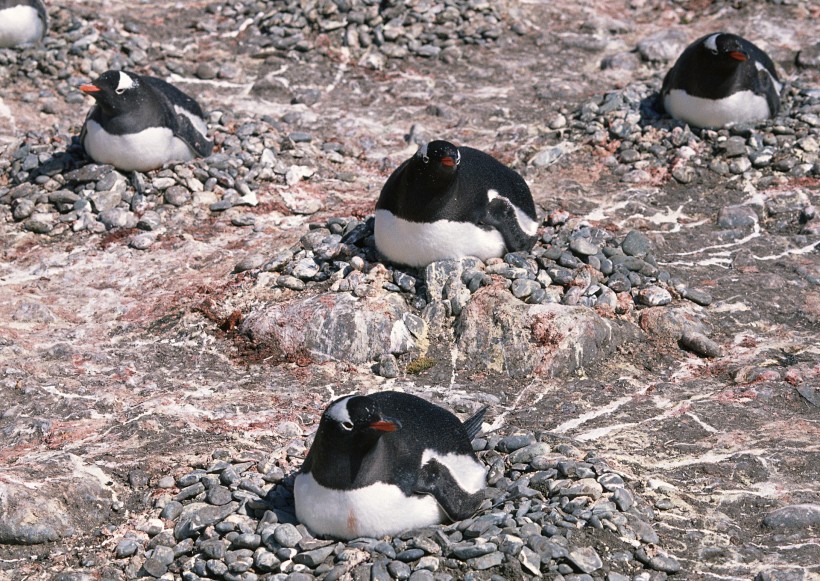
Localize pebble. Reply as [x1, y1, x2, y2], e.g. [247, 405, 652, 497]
[718, 205, 757, 228]
[634, 546, 681, 573]
[115, 538, 140, 559]
[567, 547, 603, 573]
[762, 504, 820, 529]
[680, 330, 722, 358]
[637, 286, 672, 307]
[378, 353, 399, 379]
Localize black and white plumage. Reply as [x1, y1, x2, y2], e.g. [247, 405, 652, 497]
[79, 70, 213, 172]
[294, 391, 487, 540]
[660, 32, 782, 129]
[374, 140, 539, 268]
[0, 0, 47, 47]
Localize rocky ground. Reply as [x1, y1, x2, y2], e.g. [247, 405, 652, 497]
[0, 0, 819, 580]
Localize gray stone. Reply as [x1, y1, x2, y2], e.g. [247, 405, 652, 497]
[164, 186, 191, 206]
[519, 546, 541, 576]
[142, 557, 168, 577]
[637, 29, 689, 62]
[717, 205, 757, 228]
[174, 502, 238, 540]
[240, 292, 412, 365]
[293, 543, 335, 567]
[234, 533, 262, 549]
[567, 547, 603, 573]
[680, 330, 722, 358]
[620, 231, 652, 257]
[292, 258, 320, 280]
[234, 254, 266, 273]
[396, 548, 425, 561]
[90, 190, 122, 212]
[637, 286, 672, 307]
[99, 208, 132, 229]
[511, 279, 541, 300]
[129, 233, 155, 250]
[160, 501, 183, 520]
[613, 487, 633, 511]
[497, 434, 536, 453]
[562, 478, 603, 500]
[508, 442, 551, 464]
[635, 546, 681, 573]
[151, 545, 175, 565]
[530, 146, 565, 167]
[115, 538, 140, 558]
[273, 523, 303, 548]
[254, 549, 281, 572]
[680, 287, 713, 306]
[465, 551, 504, 570]
[388, 560, 412, 580]
[570, 238, 599, 256]
[277, 275, 306, 291]
[455, 288, 629, 378]
[450, 541, 498, 559]
[762, 504, 820, 529]
[0, 475, 112, 545]
[378, 353, 399, 378]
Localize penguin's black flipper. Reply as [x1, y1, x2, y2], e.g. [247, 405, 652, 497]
[414, 458, 484, 521]
[480, 197, 538, 254]
[173, 114, 214, 158]
[461, 406, 487, 441]
[756, 69, 781, 117]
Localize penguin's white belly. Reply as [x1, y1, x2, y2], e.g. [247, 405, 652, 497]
[0, 6, 44, 47]
[374, 209, 506, 268]
[664, 89, 771, 129]
[82, 120, 195, 172]
[294, 473, 446, 540]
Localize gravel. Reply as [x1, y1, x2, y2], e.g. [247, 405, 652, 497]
[111, 431, 680, 579]
[562, 76, 819, 191]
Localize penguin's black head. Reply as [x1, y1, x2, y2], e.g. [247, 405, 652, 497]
[321, 395, 401, 440]
[416, 140, 461, 175]
[700, 32, 751, 65]
[79, 70, 142, 114]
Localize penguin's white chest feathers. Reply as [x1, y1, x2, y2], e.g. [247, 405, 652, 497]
[83, 119, 196, 172]
[294, 474, 445, 540]
[374, 209, 506, 267]
[663, 89, 771, 129]
[0, 6, 44, 47]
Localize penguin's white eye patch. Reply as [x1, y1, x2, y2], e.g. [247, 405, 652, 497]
[341, 421, 354, 430]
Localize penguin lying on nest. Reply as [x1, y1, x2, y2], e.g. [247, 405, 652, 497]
[295, 391, 488, 540]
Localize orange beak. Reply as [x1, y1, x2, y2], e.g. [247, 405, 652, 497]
[728, 51, 748, 62]
[79, 84, 101, 93]
[369, 419, 400, 432]
[441, 156, 457, 168]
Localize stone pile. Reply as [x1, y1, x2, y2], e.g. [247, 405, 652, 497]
[563, 81, 820, 187]
[238, 212, 711, 317]
[114, 429, 680, 580]
[0, 109, 342, 244]
[243, 0, 517, 63]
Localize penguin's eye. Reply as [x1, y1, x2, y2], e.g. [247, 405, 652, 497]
[341, 421, 354, 431]
[115, 88, 125, 95]
[421, 154, 429, 164]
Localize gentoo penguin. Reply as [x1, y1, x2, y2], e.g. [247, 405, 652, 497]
[0, 0, 47, 47]
[294, 391, 487, 540]
[660, 32, 782, 128]
[79, 70, 213, 172]
[374, 140, 539, 267]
